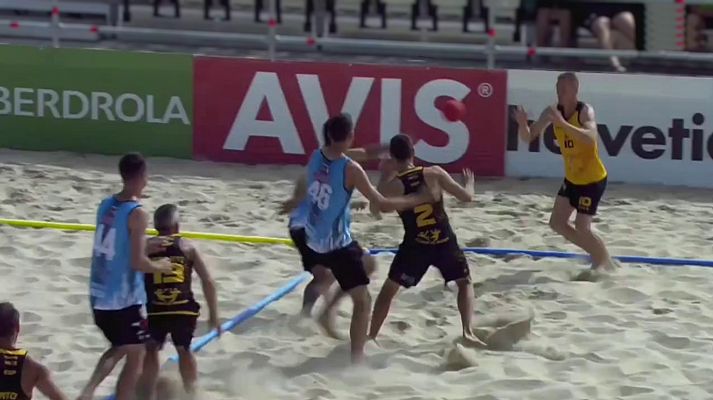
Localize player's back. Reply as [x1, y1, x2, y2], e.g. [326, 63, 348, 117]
[0, 348, 30, 400]
[304, 150, 353, 253]
[145, 236, 199, 317]
[396, 167, 455, 246]
[90, 196, 146, 311]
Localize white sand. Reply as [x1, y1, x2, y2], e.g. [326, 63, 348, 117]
[2, 149, 713, 400]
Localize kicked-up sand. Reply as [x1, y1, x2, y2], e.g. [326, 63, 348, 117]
[1, 149, 713, 400]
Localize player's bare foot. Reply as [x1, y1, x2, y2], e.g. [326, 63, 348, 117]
[318, 309, 342, 340]
[461, 331, 488, 348]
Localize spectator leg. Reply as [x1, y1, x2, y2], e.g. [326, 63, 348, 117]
[123, 0, 131, 22]
[535, 8, 552, 47]
[411, 2, 418, 30]
[462, 0, 471, 33]
[255, 0, 262, 21]
[223, 0, 231, 20]
[204, 0, 211, 19]
[429, 1, 437, 31]
[305, 0, 313, 31]
[611, 11, 636, 44]
[591, 16, 625, 72]
[686, 12, 706, 51]
[174, 0, 181, 18]
[554, 9, 572, 47]
[153, 0, 160, 17]
[360, 0, 368, 28]
[328, 0, 337, 33]
[379, 1, 386, 28]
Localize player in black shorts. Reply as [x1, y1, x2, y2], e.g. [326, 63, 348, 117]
[279, 120, 389, 318]
[368, 134, 486, 347]
[136, 204, 220, 399]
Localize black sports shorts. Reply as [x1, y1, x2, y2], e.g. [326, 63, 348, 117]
[93, 304, 149, 347]
[289, 228, 320, 273]
[557, 177, 607, 215]
[388, 240, 470, 288]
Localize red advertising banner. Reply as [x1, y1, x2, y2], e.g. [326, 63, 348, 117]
[193, 57, 507, 176]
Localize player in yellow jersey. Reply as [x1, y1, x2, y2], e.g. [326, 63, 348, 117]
[0, 302, 67, 400]
[513, 72, 616, 272]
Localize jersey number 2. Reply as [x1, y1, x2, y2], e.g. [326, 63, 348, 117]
[93, 225, 116, 261]
[415, 204, 436, 228]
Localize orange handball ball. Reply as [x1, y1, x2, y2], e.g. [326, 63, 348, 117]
[442, 99, 466, 122]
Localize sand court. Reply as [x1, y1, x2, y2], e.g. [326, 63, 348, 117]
[2, 149, 713, 399]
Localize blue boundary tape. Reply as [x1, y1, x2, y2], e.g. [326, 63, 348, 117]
[104, 271, 310, 400]
[370, 247, 713, 268]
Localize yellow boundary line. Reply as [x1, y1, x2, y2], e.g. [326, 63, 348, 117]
[0, 218, 294, 246]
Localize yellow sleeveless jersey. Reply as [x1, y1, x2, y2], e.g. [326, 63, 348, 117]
[554, 102, 607, 185]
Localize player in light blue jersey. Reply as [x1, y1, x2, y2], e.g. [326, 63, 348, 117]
[281, 125, 389, 319]
[78, 153, 172, 400]
[298, 113, 435, 363]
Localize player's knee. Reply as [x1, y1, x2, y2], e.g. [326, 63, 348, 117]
[574, 218, 592, 234]
[548, 216, 566, 233]
[350, 286, 371, 311]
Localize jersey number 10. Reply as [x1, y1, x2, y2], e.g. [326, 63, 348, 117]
[93, 225, 116, 261]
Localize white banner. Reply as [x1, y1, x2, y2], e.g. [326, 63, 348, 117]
[506, 69, 713, 188]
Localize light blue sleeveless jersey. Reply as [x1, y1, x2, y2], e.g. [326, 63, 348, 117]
[304, 150, 354, 253]
[90, 196, 147, 311]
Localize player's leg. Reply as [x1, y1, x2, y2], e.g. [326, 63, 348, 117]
[173, 315, 199, 394]
[77, 347, 126, 400]
[114, 306, 149, 400]
[368, 279, 400, 341]
[573, 179, 613, 270]
[290, 228, 335, 316]
[321, 242, 372, 363]
[176, 347, 197, 394]
[116, 344, 146, 400]
[549, 181, 597, 255]
[436, 244, 486, 347]
[319, 251, 377, 338]
[302, 265, 334, 316]
[369, 245, 425, 340]
[136, 317, 168, 400]
[137, 343, 160, 400]
[78, 309, 132, 400]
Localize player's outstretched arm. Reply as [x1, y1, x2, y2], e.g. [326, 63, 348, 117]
[430, 167, 474, 203]
[128, 208, 172, 274]
[192, 244, 221, 335]
[513, 106, 552, 143]
[278, 174, 307, 215]
[348, 161, 432, 213]
[345, 143, 390, 162]
[29, 358, 68, 400]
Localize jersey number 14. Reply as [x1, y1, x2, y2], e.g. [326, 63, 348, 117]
[93, 224, 117, 261]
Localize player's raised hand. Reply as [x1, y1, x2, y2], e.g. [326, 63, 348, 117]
[549, 105, 566, 125]
[463, 168, 475, 194]
[153, 257, 174, 274]
[278, 198, 299, 215]
[512, 106, 529, 126]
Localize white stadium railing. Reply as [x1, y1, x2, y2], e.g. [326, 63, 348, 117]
[2, 0, 713, 66]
